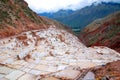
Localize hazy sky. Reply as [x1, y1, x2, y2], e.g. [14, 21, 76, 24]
[25, 0, 120, 13]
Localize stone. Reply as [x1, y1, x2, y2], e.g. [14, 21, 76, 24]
[69, 62, 77, 66]
[11, 60, 26, 65]
[45, 56, 54, 61]
[57, 65, 67, 71]
[77, 62, 96, 69]
[0, 54, 10, 60]
[0, 77, 9, 80]
[27, 63, 36, 69]
[0, 74, 5, 78]
[3, 58, 15, 64]
[22, 68, 31, 72]
[18, 74, 36, 80]
[29, 69, 41, 75]
[83, 71, 95, 80]
[54, 69, 80, 79]
[38, 60, 48, 65]
[5, 70, 25, 80]
[7, 64, 23, 69]
[46, 66, 57, 72]
[40, 71, 51, 75]
[41, 77, 60, 80]
[0, 66, 14, 75]
[34, 64, 49, 71]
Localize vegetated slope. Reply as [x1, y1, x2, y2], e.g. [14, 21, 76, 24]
[0, 0, 71, 39]
[79, 11, 120, 52]
[39, 2, 120, 29]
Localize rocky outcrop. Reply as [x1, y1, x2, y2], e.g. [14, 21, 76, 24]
[79, 11, 120, 52]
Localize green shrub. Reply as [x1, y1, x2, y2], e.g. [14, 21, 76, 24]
[1, 0, 9, 3]
[0, 11, 9, 19]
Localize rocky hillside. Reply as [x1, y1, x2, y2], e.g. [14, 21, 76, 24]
[79, 11, 120, 52]
[0, 0, 120, 80]
[92, 60, 120, 80]
[0, 0, 71, 39]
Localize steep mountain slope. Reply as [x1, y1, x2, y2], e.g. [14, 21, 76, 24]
[79, 11, 120, 52]
[39, 2, 120, 29]
[0, 0, 120, 80]
[0, 0, 71, 39]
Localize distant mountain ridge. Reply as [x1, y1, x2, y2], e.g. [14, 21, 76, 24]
[40, 9, 74, 19]
[39, 2, 120, 30]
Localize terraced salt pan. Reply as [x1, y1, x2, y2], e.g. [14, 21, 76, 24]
[0, 26, 120, 80]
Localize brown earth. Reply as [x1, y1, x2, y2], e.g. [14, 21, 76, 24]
[79, 11, 120, 52]
[0, 0, 71, 39]
[92, 60, 120, 80]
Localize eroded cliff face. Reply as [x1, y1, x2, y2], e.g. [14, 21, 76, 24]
[0, 25, 120, 80]
[0, 0, 44, 38]
[79, 11, 120, 52]
[0, 0, 71, 39]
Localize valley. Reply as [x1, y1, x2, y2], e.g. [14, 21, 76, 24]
[0, 0, 120, 80]
[39, 2, 120, 30]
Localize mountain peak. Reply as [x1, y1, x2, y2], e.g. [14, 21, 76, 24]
[39, 2, 120, 29]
